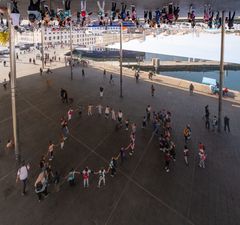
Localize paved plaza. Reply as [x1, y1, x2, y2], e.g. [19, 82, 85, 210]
[0, 55, 240, 225]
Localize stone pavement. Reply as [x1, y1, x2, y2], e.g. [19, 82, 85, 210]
[0, 58, 240, 225]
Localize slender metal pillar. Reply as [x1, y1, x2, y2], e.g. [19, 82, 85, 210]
[8, 3, 20, 161]
[218, 11, 225, 132]
[119, 22, 123, 98]
[41, 23, 45, 69]
[70, 19, 73, 80]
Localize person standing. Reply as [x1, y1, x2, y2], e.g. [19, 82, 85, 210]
[125, 119, 129, 131]
[111, 108, 116, 120]
[212, 115, 218, 132]
[131, 123, 137, 135]
[2, 78, 7, 90]
[87, 104, 93, 116]
[103, 69, 106, 79]
[40, 68, 43, 76]
[99, 86, 104, 98]
[96, 104, 103, 116]
[199, 151, 206, 168]
[164, 151, 171, 172]
[224, 116, 230, 132]
[151, 84, 155, 97]
[48, 141, 56, 161]
[34, 171, 48, 202]
[105, 106, 110, 119]
[183, 145, 189, 166]
[146, 105, 151, 121]
[67, 108, 74, 121]
[95, 168, 106, 188]
[109, 157, 117, 177]
[82, 167, 92, 188]
[183, 125, 191, 143]
[16, 161, 30, 195]
[189, 83, 194, 95]
[60, 135, 65, 150]
[66, 169, 80, 186]
[82, 68, 85, 78]
[120, 147, 126, 164]
[125, 139, 135, 156]
[118, 110, 123, 124]
[142, 116, 147, 128]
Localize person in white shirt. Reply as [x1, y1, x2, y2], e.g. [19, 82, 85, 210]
[96, 104, 103, 115]
[105, 106, 110, 119]
[95, 168, 106, 188]
[16, 161, 30, 195]
[111, 108, 116, 120]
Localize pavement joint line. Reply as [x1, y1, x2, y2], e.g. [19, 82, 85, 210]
[186, 136, 198, 219]
[0, 106, 34, 124]
[7, 90, 195, 225]
[102, 129, 196, 225]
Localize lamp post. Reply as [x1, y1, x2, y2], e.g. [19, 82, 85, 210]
[218, 11, 225, 132]
[7, 3, 20, 161]
[119, 21, 123, 98]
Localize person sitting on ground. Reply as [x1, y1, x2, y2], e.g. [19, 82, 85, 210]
[223, 87, 229, 96]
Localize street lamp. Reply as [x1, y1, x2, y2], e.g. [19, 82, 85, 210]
[7, 3, 20, 161]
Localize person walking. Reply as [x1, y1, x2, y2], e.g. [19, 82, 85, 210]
[151, 84, 155, 97]
[109, 74, 113, 84]
[16, 161, 30, 195]
[99, 86, 104, 98]
[224, 116, 230, 132]
[95, 168, 107, 188]
[183, 145, 189, 166]
[81, 167, 92, 188]
[189, 83, 194, 95]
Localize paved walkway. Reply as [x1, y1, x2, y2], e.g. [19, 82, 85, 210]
[0, 56, 240, 225]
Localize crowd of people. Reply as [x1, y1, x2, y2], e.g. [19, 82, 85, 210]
[0, 0, 237, 32]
